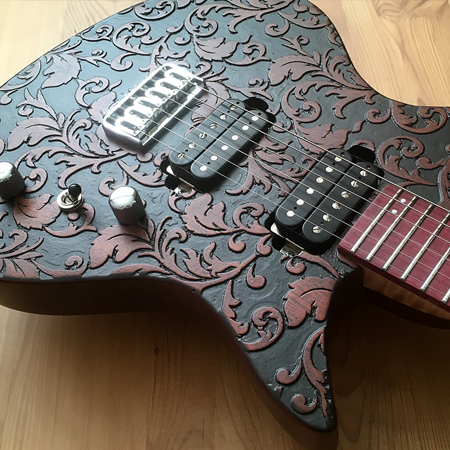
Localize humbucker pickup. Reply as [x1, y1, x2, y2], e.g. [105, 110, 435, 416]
[167, 99, 269, 191]
[103, 64, 203, 150]
[271, 149, 380, 254]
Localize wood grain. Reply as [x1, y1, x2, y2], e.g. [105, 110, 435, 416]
[315, 0, 450, 106]
[1, 1, 450, 449]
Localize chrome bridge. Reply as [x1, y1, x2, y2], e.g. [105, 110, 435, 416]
[103, 64, 203, 150]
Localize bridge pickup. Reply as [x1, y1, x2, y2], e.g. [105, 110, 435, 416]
[103, 64, 203, 150]
[272, 150, 380, 254]
[167, 99, 268, 191]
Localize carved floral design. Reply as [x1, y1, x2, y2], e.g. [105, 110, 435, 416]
[0, 230, 43, 279]
[377, 136, 444, 187]
[1, 0, 449, 433]
[13, 195, 61, 230]
[284, 276, 335, 327]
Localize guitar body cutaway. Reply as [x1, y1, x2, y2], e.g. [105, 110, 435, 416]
[1, 1, 449, 446]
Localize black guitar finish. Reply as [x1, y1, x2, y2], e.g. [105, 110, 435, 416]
[0, 0, 449, 442]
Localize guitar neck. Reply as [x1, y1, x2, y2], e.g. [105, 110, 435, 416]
[339, 184, 450, 312]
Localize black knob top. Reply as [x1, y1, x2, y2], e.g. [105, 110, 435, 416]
[68, 184, 82, 200]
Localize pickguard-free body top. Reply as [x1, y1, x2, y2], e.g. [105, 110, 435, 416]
[0, 0, 449, 444]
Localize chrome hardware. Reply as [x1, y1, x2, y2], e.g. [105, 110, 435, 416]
[109, 186, 145, 225]
[57, 184, 84, 211]
[0, 162, 25, 199]
[103, 64, 204, 150]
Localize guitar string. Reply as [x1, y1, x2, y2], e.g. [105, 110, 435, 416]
[113, 90, 450, 290]
[183, 80, 450, 239]
[135, 79, 450, 257]
[119, 90, 450, 268]
[139, 121, 450, 298]
[111, 105, 450, 298]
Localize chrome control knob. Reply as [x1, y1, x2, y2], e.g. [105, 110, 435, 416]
[109, 186, 145, 225]
[0, 162, 25, 199]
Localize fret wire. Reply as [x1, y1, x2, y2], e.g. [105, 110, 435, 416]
[401, 212, 450, 281]
[382, 203, 433, 270]
[366, 196, 418, 262]
[350, 189, 402, 253]
[420, 245, 450, 293]
[442, 289, 450, 304]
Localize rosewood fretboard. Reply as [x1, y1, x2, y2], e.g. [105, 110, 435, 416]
[339, 184, 450, 310]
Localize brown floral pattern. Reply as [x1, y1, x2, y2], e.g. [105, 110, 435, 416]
[0, 0, 449, 434]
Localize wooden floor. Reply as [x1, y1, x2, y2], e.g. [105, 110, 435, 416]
[0, 1, 450, 449]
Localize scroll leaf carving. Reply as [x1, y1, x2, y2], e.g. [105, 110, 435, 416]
[221, 281, 250, 337]
[43, 52, 82, 89]
[90, 225, 152, 269]
[182, 194, 234, 235]
[194, 37, 239, 61]
[243, 306, 284, 351]
[13, 195, 60, 230]
[7, 116, 61, 150]
[0, 231, 43, 279]
[284, 277, 336, 327]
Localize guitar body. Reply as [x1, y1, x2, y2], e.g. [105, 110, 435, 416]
[0, 1, 449, 447]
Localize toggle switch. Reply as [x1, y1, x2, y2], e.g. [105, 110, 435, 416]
[57, 183, 84, 211]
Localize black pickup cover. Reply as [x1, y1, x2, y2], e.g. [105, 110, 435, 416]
[168, 99, 268, 190]
[274, 150, 379, 254]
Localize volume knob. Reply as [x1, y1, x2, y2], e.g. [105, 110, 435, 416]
[109, 186, 145, 225]
[0, 162, 25, 199]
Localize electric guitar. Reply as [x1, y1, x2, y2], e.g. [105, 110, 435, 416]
[1, 1, 449, 448]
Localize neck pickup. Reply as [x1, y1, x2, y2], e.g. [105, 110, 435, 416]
[339, 185, 450, 311]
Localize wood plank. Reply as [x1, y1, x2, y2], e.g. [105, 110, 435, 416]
[0, 1, 450, 449]
[314, 0, 450, 106]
